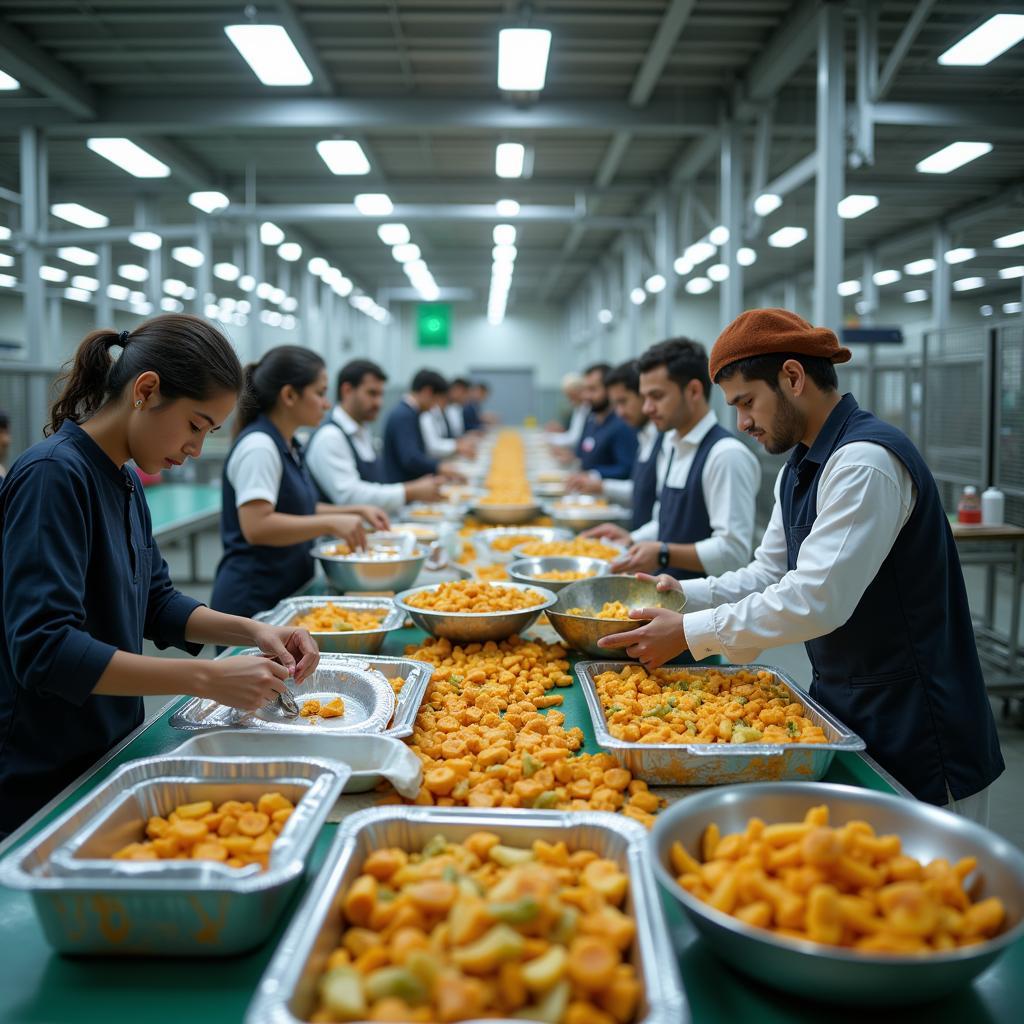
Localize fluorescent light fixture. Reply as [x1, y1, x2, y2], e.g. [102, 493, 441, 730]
[71, 275, 99, 291]
[377, 224, 410, 246]
[278, 242, 303, 262]
[685, 277, 713, 295]
[182, 286, 196, 300]
[999, 266, 1024, 279]
[994, 230, 1024, 248]
[980, 304, 994, 317]
[237, 300, 251, 314]
[496, 199, 520, 217]
[307, 257, 329, 276]
[282, 314, 297, 330]
[904, 289, 929, 303]
[683, 240, 716, 264]
[916, 142, 992, 174]
[873, 269, 902, 286]
[767, 226, 807, 248]
[204, 303, 220, 319]
[256, 282, 274, 300]
[838, 280, 862, 297]
[189, 190, 230, 214]
[673, 257, 693, 276]
[392, 243, 421, 263]
[57, 246, 97, 266]
[944, 247, 976, 264]
[224, 24, 313, 86]
[708, 225, 730, 246]
[497, 28, 552, 91]
[270, 287, 286, 305]
[86, 138, 170, 178]
[493, 224, 517, 246]
[0, 226, 10, 241]
[904, 258, 936, 275]
[952, 276, 985, 291]
[64, 287, 91, 302]
[172, 246, 204, 268]
[645, 274, 667, 293]
[495, 142, 526, 179]
[754, 193, 782, 216]
[0, 253, 11, 267]
[404, 259, 429, 278]
[0, 273, 16, 287]
[737, 247, 757, 267]
[281, 296, 298, 312]
[214, 262, 240, 281]
[492, 244, 517, 263]
[129, 231, 161, 250]
[40, 266, 68, 283]
[332, 274, 353, 297]
[160, 297, 183, 313]
[597, 309, 613, 324]
[837, 194, 879, 219]
[1003, 301, 1023, 314]
[163, 278, 188, 297]
[938, 14, 1024, 66]
[106, 283, 130, 301]
[0, 69, 20, 90]
[260, 221, 285, 246]
[354, 193, 393, 216]
[118, 263, 148, 282]
[706, 264, 730, 282]
[316, 139, 370, 175]
[238, 274, 255, 293]
[51, 203, 108, 229]
[629, 287, 646, 305]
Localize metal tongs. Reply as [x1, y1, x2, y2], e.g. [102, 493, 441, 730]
[277, 680, 300, 718]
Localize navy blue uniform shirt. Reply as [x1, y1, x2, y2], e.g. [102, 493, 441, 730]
[576, 410, 637, 479]
[0, 420, 202, 835]
[382, 399, 438, 483]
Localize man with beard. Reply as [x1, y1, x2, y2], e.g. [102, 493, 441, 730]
[572, 362, 637, 479]
[600, 308, 1003, 821]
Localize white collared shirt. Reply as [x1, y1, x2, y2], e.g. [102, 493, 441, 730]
[421, 407, 457, 459]
[599, 420, 660, 506]
[304, 405, 407, 512]
[547, 403, 590, 448]
[631, 409, 761, 576]
[681, 442, 917, 662]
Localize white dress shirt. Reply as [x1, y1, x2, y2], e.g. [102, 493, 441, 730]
[421, 407, 457, 459]
[304, 405, 407, 512]
[631, 410, 761, 576]
[682, 441, 917, 663]
[445, 403, 465, 438]
[598, 420, 660, 506]
[547, 403, 590, 448]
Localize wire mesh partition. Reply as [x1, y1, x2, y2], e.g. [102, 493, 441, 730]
[995, 323, 1024, 528]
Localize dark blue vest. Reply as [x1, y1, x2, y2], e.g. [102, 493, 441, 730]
[781, 394, 1003, 804]
[382, 401, 437, 483]
[211, 415, 319, 620]
[307, 416, 385, 504]
[630, 431, 663, 531]
[657, 423, 732, 581]
[462, 403, 482, 432]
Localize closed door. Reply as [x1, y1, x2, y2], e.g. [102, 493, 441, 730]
[468, 367, 536, 426]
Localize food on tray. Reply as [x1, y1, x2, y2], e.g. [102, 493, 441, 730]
[400, 635, 662, 826]
[518, 539, 621, 561]
[300, 697, 345, 720]
[111, 792, 295, 869]
[393, 524, 439, 539]
[536, 570, 597, 582]
[324, 542, 417, 561]
[310, 832, 642, 1024]
[554, 498, 608, 511]
[592, 665, 828, 746]
[477, 431, 535, 507]
[406, 580, 546, 614]
[474, 564, 509, 582]
[410, 505, 455, 518]
[292, 603, 387, 633]
[536, 471, 567, 483]
[565, 601, 633, 620]
[670, 804, 1006, 954]
[489, 533, 540, 553]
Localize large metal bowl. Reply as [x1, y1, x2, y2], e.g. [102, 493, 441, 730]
[312, 540, 426, 593]
[507, 555, 611, 593]
[394, 580, 557, 643]
[546, 574, 686, 657]
[650, 782, 1024, 1005]
[468, 500, 544, 525]
[472, 525, 573, 564]
[549, 500, 633, 533]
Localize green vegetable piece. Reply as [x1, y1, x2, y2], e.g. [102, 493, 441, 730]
[736, 695, 748, 705]
[549, 906, 578, 945]
[452, 923, 526, 971]
[449, 674, 464, 684]
[489, 895, 541, 925]
[513, 980, 571, 1023]
[442, 864, 460, 884]
[685, 719, 697, 735]
[377, 886, 396, 902]
[786, 720, 798, 736]
[422, 834, 448, 858]
[319, 966, 366, 1020]
[605, 704, 623, 715]
[521, 753, 542, 778]
[532, 791, 558, 810]
[330, 621, 355, 632]
[488, 844, 534, 868]
[666, 695, 678, 707]
[642, 703, 670, 718]
[520, 945, 567, 992]
[364, 966, 428, 1006]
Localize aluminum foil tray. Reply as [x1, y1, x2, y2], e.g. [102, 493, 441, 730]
[253, 596, 404, 655]
[170, 652, 397, 736]
[0, 755, 349, 955]
[576, 661, 866, 786]
[245, 806, 687, 1024]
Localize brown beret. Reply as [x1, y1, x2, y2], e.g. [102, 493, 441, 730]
[709, 307, 852, 382]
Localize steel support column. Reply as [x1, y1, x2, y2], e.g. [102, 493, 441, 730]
[96, 242, 112, 328]
[655, 191, 676, 340]
[135, 198, 163, 310]
[195, 219, 212, 318]
[19, 126, 46, 363]
[932, 224, 950, 333]
[625, 234, 641, 355]
[720, 117, 744, 327]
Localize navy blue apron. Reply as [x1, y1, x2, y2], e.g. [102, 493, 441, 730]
[211, 415, 319, 620]
[656, 424, 732, 582]
[630, 431, 663, 531]
[308, 418, 385, 503]
[781, 394, 1003, 804]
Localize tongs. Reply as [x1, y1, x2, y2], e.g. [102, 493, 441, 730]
[277, 681, 300, 718]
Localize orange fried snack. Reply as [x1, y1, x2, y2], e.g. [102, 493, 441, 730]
[406, 580, 546, 614]
[518, 539, 621, 561]
[292, 602, 387, 632]
[535, 570, 597, 582]
[565, 601, 633, 621]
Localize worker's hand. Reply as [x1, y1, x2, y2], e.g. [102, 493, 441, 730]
[635, 572, 683, 593]
[204, 655, 290, 711]
[552, 447, 576, 465]
[439, 465, 467, 484]
[596, 607, 688, 670]
[249, 623, 320, 683]
[565, 472, 602, 495]
[582, 522, 632, 545]
[352, 505, 390, 531]
[455, 437, 477, 458]
[326, 514, 367, 551]
[406, 475, 445, 503]
[611, 542, 660, 575]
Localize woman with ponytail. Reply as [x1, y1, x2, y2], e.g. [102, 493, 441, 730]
[0, 315, 321, 838]
[210, 345, 389, 621]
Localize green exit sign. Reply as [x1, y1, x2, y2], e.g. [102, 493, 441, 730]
[417, 303, 451, 347]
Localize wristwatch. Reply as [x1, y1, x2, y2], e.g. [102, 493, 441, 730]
[658, 542, 670, 569]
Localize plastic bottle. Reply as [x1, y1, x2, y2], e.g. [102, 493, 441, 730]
[981, 486, 1005, 526]
[957, 485, 982, 524]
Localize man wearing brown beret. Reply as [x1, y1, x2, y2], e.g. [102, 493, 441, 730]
[600, 307, 1004, 820]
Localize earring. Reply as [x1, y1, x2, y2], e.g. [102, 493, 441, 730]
[135, 400, 143, 408]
